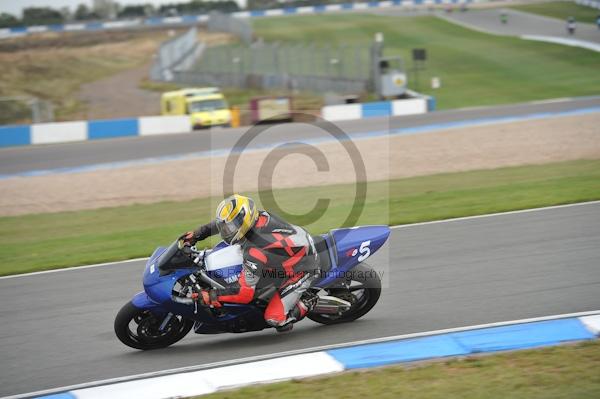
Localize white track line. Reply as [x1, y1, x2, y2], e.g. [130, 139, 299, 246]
[9, 309, 600, 399]
[389, 200, 600, 230]
[0, 257, 147, 280]
[2, 200, 598, 281]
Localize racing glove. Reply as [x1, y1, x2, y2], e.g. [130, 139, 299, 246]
[193, 289, 222, 308]
[182, 231, 197, 245]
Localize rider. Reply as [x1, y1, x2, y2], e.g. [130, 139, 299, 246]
[567, 16, 576, 35]
[183, 194, 320, 332]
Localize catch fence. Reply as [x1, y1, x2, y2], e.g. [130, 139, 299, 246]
[175, 41, 372, 94]
[206, 11, 254, 44]
[150, 27, 204, 81]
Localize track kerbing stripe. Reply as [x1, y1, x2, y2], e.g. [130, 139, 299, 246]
[17, 311, 600, 399]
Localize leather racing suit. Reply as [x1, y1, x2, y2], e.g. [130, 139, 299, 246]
[191, 210, 320, 329]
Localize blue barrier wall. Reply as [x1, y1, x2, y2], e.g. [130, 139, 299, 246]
[0, 125, 31, 147]
[362, 101, 393, 118]
[88, 119, 138, 140]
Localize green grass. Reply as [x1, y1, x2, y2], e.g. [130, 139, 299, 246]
[510, 1, 599, 24]
[0, 30, 171, 123]
[0, 159, 599, 276]
[249, 14, 600, 109]
[196, 340, 600, 399]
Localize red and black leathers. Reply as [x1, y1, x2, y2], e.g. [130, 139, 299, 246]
[191, 211, 319, 327]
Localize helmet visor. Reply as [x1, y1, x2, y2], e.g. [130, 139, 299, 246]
[216, 208, 246, 244]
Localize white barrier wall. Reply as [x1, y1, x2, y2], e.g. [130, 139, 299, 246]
[325, 4, 343, 11]
[391, 98, 427, 116]
[31, 121, 87, 145]
[322, 103, 362, 121]
[265, 9, 285, 16]
[297, 6, 315, 14]
[321, 96, 433, 122]
[138, 116, 191, 136]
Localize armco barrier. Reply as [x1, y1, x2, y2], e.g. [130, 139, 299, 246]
[0, 0, 476, 40]
[0, 125, 30, 147]
[139, 115, 190, 136]
[88, 118, 138, 140]
[0, 96, 435, 148]
[0, 116, 192, 148]
[31, 121, 87, 145]
[322, 95, 435, 122]
[25, 312, 600, 399]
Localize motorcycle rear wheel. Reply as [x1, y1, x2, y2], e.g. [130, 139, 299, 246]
[308, 264, 381, 325]
[114, 301, 193, 350]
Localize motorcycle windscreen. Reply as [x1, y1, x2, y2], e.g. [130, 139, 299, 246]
[156, 240, 196, 275]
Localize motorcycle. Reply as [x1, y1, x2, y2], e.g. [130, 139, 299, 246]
[114, 225, 390, 350]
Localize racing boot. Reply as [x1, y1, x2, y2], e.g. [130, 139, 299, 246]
[275, 293, 318, 333]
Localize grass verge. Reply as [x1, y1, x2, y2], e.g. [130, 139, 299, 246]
[195, 340, 600, 399]
[251, 14, 600, 109]
[510, 1, 599, 24]
[0, 29, 174, 123]
[0, 159, 598, 276]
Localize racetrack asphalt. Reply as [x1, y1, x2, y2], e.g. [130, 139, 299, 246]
[1, 202, 599, 397]
[438, 8, 600, 44]
[1, 96, 599, 177]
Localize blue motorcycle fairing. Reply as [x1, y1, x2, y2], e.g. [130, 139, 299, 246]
[131, 291, 163, 310]
[315, 225, 390, 287]
[142, 246, 167, 285]
[139, 244, 249, 322]
[142, 248, 205, 317]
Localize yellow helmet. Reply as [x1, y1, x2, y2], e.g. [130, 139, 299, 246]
[215, 194, 258, 244]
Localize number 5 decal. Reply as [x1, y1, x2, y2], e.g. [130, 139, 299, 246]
[358, 240, 371, 262]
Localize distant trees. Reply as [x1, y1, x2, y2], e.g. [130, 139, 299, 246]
[22, 7, 65, 26]
[117, 5, 151, 18]
[157, 1, 240, 15]
[74, 4, 100, 21]
[0, 12, 19, 28]
[0, 7, 66, 28]
[0, 0, 358, 29]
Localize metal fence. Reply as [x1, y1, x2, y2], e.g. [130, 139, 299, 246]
[152, 14, 374, 94]
[0, 96, 54, 125]
[150, 27, 205, 81]
[176, 41, 372, 94]
[206, 11, 254, 44]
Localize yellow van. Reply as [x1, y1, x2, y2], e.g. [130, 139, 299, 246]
[160, 87, 232, 129]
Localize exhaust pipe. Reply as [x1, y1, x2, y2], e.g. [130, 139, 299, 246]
[312, 295, 352, 315]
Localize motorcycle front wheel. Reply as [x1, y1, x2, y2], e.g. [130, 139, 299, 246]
[114, 301, 193, 350]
